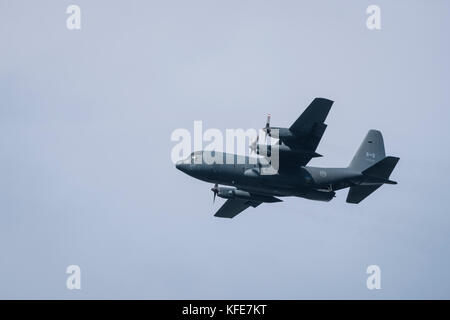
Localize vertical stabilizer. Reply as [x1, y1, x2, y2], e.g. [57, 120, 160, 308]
[349, 130, 385, 171]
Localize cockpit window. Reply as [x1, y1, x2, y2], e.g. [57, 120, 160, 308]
[181, 154, 192, 164]
[181, 151, 203, 164]
[191, 151, 203, 164]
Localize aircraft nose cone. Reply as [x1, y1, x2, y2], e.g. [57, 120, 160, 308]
[176, 160, 186, 172]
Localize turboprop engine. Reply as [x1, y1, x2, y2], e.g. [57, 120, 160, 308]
[210, 184, 282, 203]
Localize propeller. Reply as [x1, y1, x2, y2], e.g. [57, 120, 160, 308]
[250, 113, 272, 154]
[249, 135, 259, 154]
[211, 183, 219, 203]
[263, 113, 271, 139]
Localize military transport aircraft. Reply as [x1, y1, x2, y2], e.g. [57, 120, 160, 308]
[176, 98, 399, 218]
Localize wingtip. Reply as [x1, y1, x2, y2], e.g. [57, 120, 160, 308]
[314, 97, 334, 105]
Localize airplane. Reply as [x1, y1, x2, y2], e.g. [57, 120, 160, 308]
[176, 98, 399, 218]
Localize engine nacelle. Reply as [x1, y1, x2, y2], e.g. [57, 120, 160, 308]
[217, 187, 282, 203]
[217, 187, 240, 199]
[297, 190, 335, 202]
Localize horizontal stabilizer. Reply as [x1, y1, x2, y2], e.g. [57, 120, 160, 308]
[347, 156, 399, 203]
[362, 156, 399, 181]
[362, 175, 397, 185]
[346, 185, 382, 204]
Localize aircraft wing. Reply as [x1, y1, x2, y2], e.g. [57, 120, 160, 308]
[281, 98, 334, 167]
[214, 199, 262, 219]
[288, 97, 333, 149]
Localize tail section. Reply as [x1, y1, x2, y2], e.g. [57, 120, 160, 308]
[361, 156, 400, 185]
[346, 185, 382, 204]
[346, 130, 399, 204]
[349, 130, 385, 171]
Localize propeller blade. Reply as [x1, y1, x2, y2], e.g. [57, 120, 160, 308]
[211, 183, 218, 203]
[249, 135, 259, 154]
[264, 113, 271, 139]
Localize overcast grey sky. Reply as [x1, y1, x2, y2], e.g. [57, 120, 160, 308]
[1, 0, 449, 299]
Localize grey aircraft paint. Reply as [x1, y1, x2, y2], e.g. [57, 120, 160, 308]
[176, 98, 399, 218]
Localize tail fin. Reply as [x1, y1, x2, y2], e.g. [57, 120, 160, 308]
[349, 130, 385, 171]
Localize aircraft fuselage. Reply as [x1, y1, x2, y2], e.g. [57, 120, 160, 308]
[176, 151, 362, 201]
